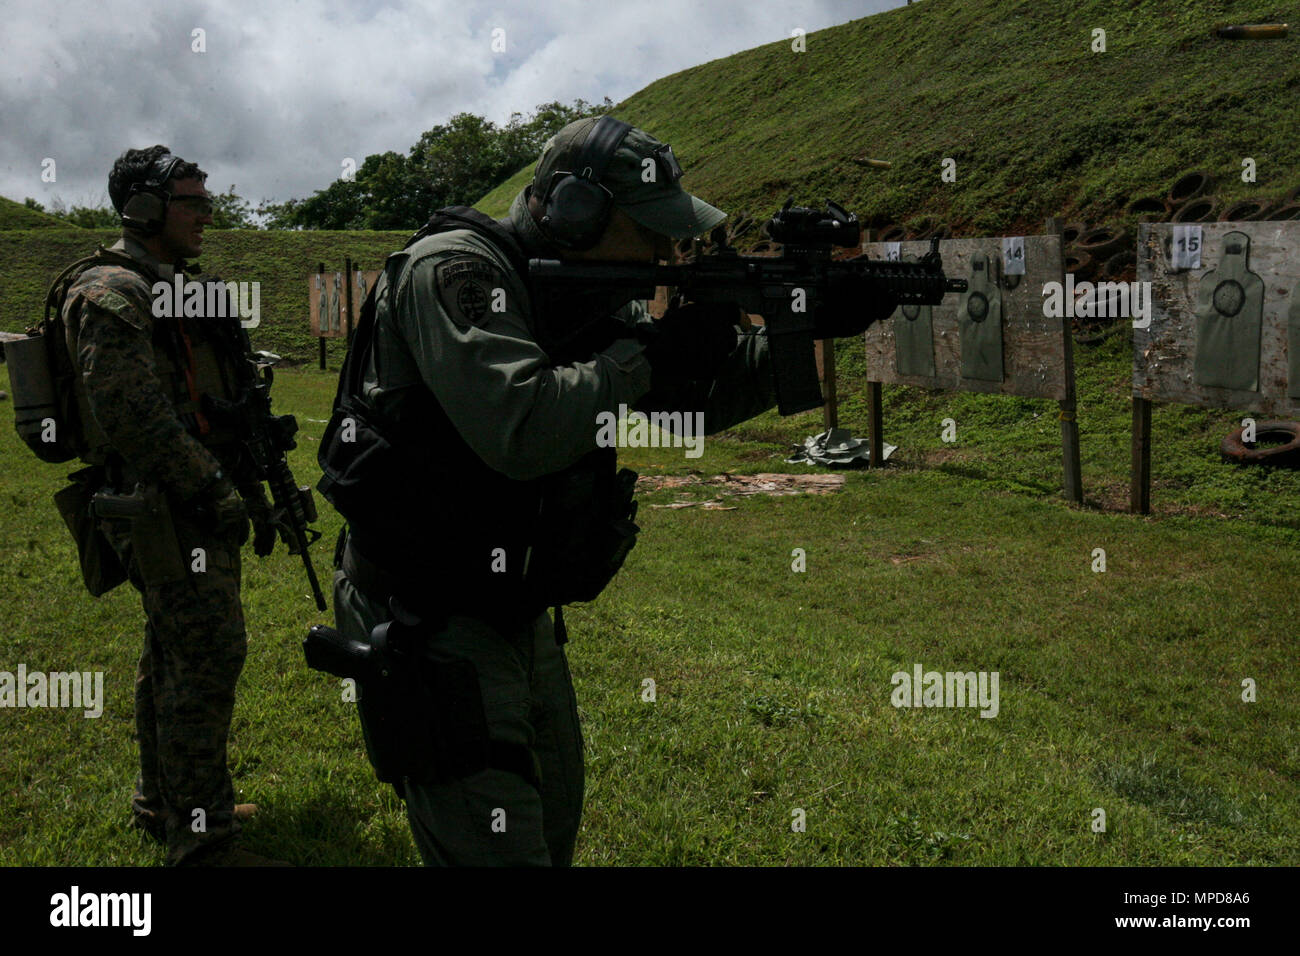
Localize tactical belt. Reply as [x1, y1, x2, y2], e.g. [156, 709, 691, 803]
[342, 533, 545, 633]
[341, 533, 419, 611]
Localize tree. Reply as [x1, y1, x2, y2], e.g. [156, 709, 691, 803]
[46, 200, 119, 229]
[210, 186, 258, 229]
[261, 97, 612, 230]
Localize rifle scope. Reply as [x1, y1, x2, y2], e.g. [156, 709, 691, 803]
[765, 199, 861, 248]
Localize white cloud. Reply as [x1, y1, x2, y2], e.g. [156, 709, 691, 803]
[0, 0, 901, 209]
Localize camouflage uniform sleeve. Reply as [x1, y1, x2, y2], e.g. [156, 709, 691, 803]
[72, 281, 224, 500]
[632, 325, 777, 435]
[395, 248, 653, 481]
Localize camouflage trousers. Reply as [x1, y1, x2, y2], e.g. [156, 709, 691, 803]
[104, 511, 248, 864]
[333, 570, 584, 866]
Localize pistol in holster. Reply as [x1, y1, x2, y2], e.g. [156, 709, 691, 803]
[91, 483, 189, 586]
[304, 599, 535, 790]
[53, 465, 128, 597]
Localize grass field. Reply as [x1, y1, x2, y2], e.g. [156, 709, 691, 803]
[1, 327, 1296, 865]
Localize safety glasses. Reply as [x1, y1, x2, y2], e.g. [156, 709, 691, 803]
[170, 196, 214, 216]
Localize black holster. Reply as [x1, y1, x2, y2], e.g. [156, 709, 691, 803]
[304, 603, 537, 789]
[53, 466, 128, 597]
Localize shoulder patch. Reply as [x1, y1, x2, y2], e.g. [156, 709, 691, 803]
[433, 255, 508, 330]
[80, 286, 152, 332]
[70, 266, 154, 332]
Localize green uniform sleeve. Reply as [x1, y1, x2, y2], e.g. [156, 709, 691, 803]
[634, 326, 777, 434]
[394, 248, 653, 481]
[74, 296, 224, 500]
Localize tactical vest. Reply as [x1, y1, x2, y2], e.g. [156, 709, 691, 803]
[318, 207, 639, 620]
[53, 247, 244, 464]
[12, 246, 251, 598]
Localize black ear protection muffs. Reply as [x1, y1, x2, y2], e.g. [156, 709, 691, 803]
[120, 153, 186, 236]
[537, 116, 634, 250]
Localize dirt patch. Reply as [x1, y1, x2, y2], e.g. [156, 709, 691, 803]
[637, 472, 845, 509]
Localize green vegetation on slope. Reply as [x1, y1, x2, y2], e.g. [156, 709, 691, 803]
[474, 162, 536, 219]
[479, 0, 1300, 234]
[0, 196, 78, 231]
[0, 229, 408, 364]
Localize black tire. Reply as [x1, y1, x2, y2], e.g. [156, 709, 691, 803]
[1126, 196, 1168, 218]
[877, 224, 907, 243]
[1102, 249, 1136, 280]
[1168, 170, 1213, 206]
[1063, 249, 1095, 280]
[1061, 221, 1088, 245]
[1219, 199, 1273, 222]
[1171, 196, 1219, 223]
[1221, 421, 1300, 466]
[1077, 225, 1128, 261]
[1265, 203, 1300, 221]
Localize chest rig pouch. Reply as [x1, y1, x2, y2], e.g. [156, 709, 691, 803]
[318, 206, 640, 619]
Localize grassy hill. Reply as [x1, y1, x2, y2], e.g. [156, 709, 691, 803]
[0, 229, 408, 363]
[479, 0, 1300, 234]
[475, 163, 535, 219]
[0, 196, 78, 231]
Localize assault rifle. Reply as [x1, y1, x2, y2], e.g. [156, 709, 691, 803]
[529, 199, 967, 415]
[206, 337, 328, 612]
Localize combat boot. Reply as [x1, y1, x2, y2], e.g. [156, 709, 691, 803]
[132, 803, 259, 843]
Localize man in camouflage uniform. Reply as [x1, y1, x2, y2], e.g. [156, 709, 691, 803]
[325, 117, 897, 865]
[63, 146, 276, 865]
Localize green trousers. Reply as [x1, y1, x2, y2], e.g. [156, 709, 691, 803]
[332, 570, 584, 866]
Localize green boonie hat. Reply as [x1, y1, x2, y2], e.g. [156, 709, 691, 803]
[533, 117, 727, 239]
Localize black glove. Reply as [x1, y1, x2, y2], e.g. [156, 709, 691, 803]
[241, 484, 278, 557]
[813, 276, 898, 339]
[639, 302, 740, 387]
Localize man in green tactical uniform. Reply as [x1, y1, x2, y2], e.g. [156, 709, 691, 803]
[321, 116, 895, 865]
[61, 146, 281, 865]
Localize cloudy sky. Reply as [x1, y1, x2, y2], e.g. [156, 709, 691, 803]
[0, 0, 904, 212]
